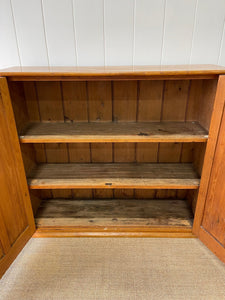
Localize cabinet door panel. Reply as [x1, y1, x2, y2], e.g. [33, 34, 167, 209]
[195, 75, 225, 263]
[0, 77, 35, 278]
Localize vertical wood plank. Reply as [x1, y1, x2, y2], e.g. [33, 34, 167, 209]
[113, 81, 137, 122]
[138, 81, 164, 121]
[73, 0, 104, 66]
[162, 80, 190, 121]
[68, 144, 91, 163]
[36, 82, 64, 121]
[45, 143, 68, 163]
[62, 82, 88, 122]
[11, 0, 48, 66]
[114, 143, 136, 162]
[42, 0, 77, 66]
[88, 82, 112, 122]
[136, 144, 158, 163]
[23, 82, 40, 122]
[186, 80, 203, 121]
[134, 0, 165, 65]
[158, 143, 182, 162]
[161, 0, 196, 64]
[181, 143, 194, 163]
[104, 0, 134, 65]
[34, 144, 46, 163]
[190, 0, 225, 64]
[91, 143, 112, 162]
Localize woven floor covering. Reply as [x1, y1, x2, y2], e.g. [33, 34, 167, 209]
[0, 238, 225, 300]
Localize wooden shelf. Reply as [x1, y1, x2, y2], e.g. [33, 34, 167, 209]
[19, 121, 208, 143]
[28, 163, 200, 189]
[35, 199, 193, 228]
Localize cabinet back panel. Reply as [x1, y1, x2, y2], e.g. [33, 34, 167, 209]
[20, 79, 216, 125]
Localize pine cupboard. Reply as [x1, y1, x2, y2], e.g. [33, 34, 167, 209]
[0, 65, 225, 278]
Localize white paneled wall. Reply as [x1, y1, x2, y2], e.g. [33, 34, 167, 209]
[0, 0, 225, 68]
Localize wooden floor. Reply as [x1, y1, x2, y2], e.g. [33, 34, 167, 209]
[19, 121, 208, 143]
[35, 199, 193, 228]
[28, 163, 200, 189]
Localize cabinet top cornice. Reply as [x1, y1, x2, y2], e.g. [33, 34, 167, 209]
[1, 65, 225, 80]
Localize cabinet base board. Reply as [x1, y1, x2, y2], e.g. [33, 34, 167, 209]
[33, 226, 196, 238]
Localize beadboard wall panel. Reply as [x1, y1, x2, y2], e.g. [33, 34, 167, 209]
[10, 0, 48, 66]
[218, 24, 225, 66]
[42, 0, 77, 66]
[134, 0, 165, 65]
[0, 0, 225, 68]
[73, 0, 104, 66]
[104, 0, 134, 66]
[0, 0, 20, 68]
[161, 0, 196, 64]
[190, 0, 225, 64]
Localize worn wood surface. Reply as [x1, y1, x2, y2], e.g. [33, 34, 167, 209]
[35, 199, 193, 227]
[0, 77, 35, 278]
[28, 163, 200, 189]
[19, 121, 208, 143]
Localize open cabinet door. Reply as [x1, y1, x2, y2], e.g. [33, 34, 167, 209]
[0, 77, 35, 278]
[193, 75, 225, 263]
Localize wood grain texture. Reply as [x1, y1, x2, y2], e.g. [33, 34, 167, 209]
[1, 65, 224, 78]
[193, 76, 225, 234]
[198, 227, 225, 264]
[201, 104, 225, 246]
[198, 79, 218, 130]
[62, 81, 88, 122]
[0, 77, 35, 278]
[36, 82, 64, 121]
[162, 80, 190, 121]
[87, 81, 112, 121]
[35, 199, 193, 227]
[138, 80, 163, 121]
[19, 121, 208, 143]
[28, 163, 200, 189]
[33, 228, 195, 238]
[8, 81, 29, 132]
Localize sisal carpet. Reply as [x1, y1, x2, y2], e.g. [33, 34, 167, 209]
[0, 238, 225, 300]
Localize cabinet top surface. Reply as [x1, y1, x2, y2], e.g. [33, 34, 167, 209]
[1, 64, 225, 78]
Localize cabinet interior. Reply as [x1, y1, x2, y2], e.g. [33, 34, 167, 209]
[9, 78, 218, 235]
